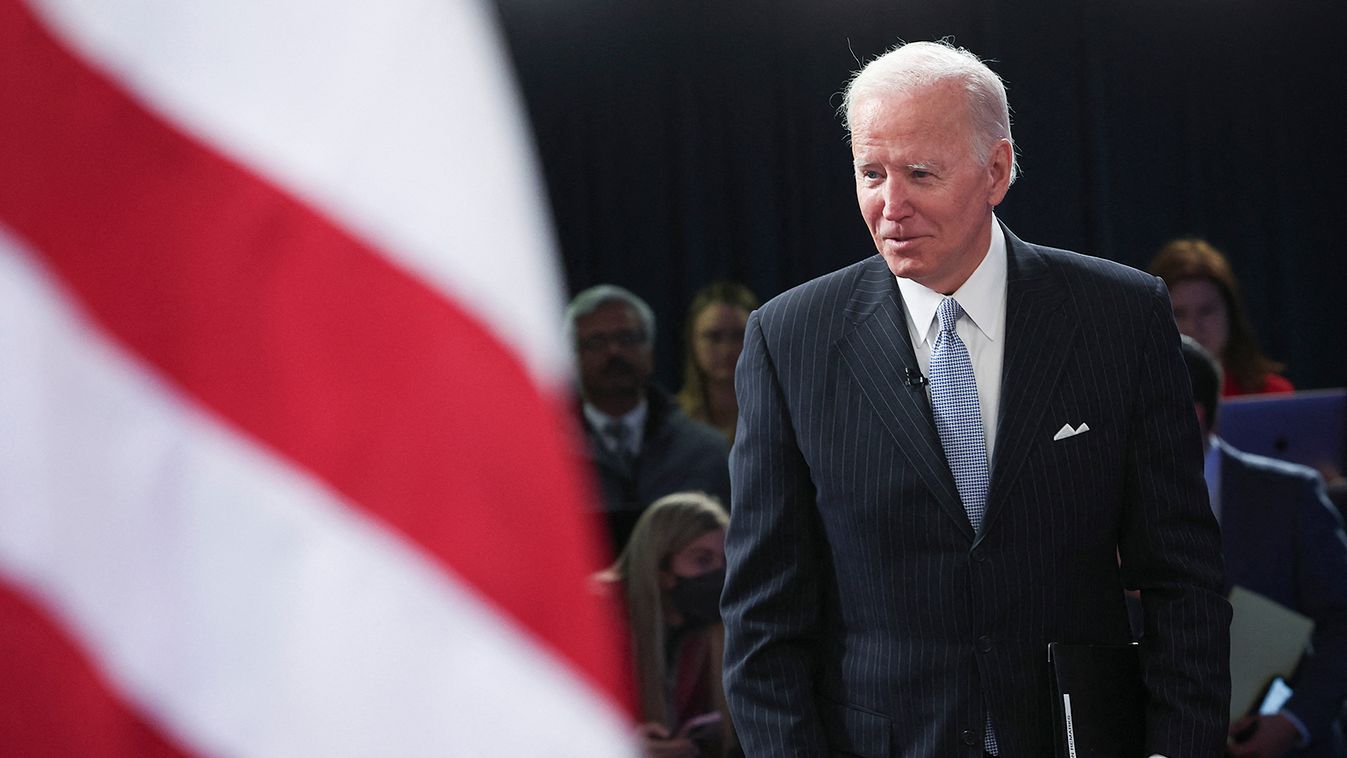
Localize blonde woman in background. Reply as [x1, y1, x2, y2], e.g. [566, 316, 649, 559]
[596, 492, 737, 758]
[677, 282, 759, 443]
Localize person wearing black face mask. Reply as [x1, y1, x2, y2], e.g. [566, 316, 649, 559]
[594, 492, 738, 758]
[668, 566, 726, 630]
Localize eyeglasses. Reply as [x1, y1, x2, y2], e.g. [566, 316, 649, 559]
[576, 329, 648, 352]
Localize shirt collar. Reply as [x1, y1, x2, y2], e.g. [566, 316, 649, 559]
[895, 217, 1008, 347]
[583, 398, 648, 438]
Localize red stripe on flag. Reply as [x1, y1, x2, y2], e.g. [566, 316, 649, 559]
[0, 580, 190, 757]
[0, 0, 628, 708]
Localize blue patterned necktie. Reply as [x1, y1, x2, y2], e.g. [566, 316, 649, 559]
[929, 297, 990, 531]
[928, 297, 998, 754]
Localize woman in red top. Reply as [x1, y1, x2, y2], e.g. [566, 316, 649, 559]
[1148, 238, 1293, 396]
[597, 492, 736, 758]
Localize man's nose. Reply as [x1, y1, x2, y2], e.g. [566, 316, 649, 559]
[881, 178, 910, 220]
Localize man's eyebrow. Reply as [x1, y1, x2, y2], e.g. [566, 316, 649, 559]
[851, 159, 943, 171]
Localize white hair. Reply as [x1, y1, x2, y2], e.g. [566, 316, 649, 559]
[841, 40, 1019, 185]
[563, 284, 656, 350]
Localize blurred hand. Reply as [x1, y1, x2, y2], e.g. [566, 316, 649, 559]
[1227, 713, 1298, 757]
[636, 722, 700, 758]
[1313, 462, 1344, 486]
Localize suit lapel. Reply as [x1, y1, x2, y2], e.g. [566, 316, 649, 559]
[835, 257, 971, 539]
[985, 228, 1075, 533]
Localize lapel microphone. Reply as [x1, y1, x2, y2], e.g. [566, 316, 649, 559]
[904, 367, 929, 388]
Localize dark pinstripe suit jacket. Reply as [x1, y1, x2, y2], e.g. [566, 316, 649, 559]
[722, 227, 1232, 757]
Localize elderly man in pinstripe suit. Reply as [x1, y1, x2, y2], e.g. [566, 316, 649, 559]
[721, 41, 1231, 757]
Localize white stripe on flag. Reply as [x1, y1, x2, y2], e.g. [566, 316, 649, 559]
[28, 0, 573, 385]
[0, 228, 635, 757]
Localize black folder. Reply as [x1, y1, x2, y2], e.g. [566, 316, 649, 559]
[1047, 642, 1147, 758]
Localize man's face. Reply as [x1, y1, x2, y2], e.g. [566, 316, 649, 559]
[574, 300, 653, 405]
[851, 83, 1012, 294]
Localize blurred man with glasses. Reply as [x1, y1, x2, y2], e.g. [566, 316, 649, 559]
[566, 285, 731, 554]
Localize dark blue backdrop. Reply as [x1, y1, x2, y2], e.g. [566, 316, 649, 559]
[493, 0, 1346, 393]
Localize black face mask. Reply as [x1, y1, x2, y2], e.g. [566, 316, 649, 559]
[669, 567, 725, 628]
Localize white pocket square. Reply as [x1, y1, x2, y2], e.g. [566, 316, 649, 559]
[1053, 422, 1091, 441]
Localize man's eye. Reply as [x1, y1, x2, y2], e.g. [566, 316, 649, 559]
[911, 169, 932, 179]
[861, 169, 880, 180]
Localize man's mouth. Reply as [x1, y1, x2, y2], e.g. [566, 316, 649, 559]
[880, 227, 919, 242]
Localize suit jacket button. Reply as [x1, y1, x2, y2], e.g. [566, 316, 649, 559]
[972, 549, 988, 563]
[961, 729, 978, 746]
[977, 635, 993, 652]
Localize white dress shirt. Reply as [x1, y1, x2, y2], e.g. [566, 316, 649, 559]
[583, 399, 647, 458]
[896, 219, 1007, 464]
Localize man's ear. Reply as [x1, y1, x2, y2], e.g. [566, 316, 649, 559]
[986, 139, 1013, 206]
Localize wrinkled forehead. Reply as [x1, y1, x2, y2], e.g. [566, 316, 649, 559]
[849, 88, 976, 166]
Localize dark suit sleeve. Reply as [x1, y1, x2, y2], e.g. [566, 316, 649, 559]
[721, 311, 828, 755]
[1285, 473, 1347, 741]
[1117, 278, 1233, 755]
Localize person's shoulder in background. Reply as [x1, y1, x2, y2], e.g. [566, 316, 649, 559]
[1222, 369, 1293, 397]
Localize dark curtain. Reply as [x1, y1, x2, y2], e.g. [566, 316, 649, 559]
[492, 0, 1347, 392]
